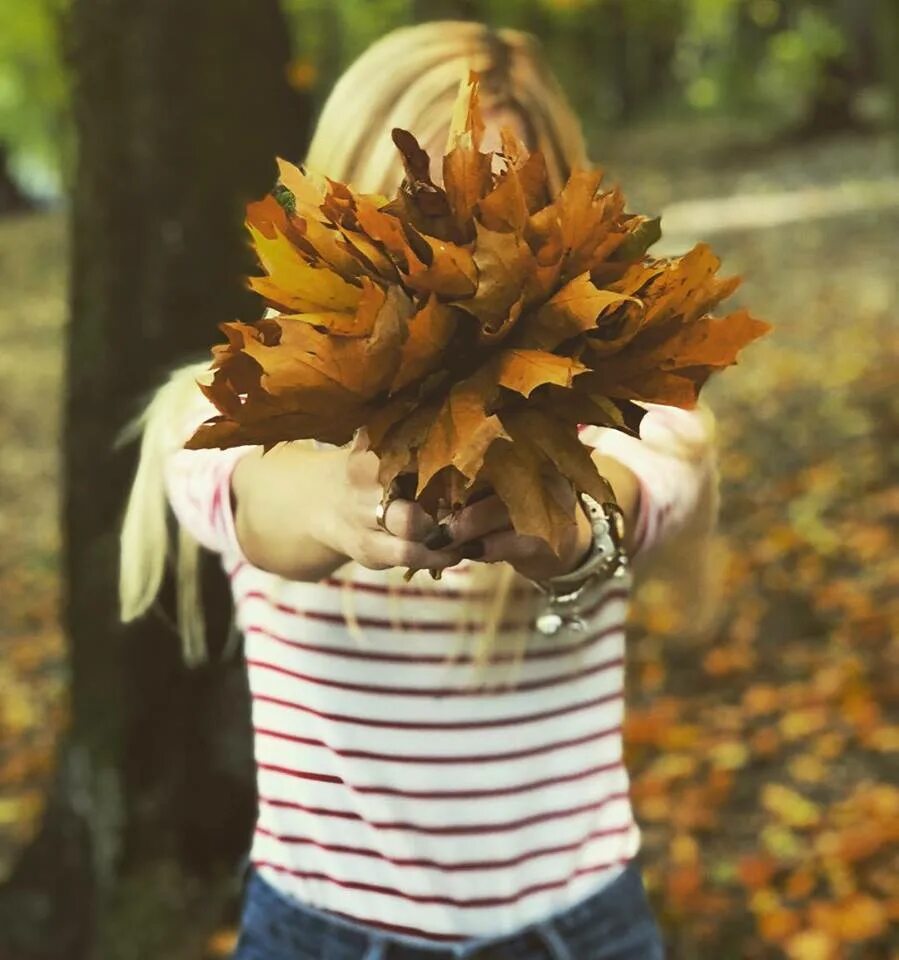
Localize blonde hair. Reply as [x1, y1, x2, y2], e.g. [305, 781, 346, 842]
[119, 21, 720, 666]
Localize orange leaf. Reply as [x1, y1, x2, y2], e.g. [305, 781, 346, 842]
[454, 222, 535, 334]
[501, 407, 615, 507]
[517, 272, 638, 351]
[416, 368, 508, 495]
[404, 232, 478, 299]
[390, 297, 459, 394]
[738, 854, 778, 889]
[482, 439, 575, 556]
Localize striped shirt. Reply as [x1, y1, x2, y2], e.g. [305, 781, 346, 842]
[164, 399, 710, 943]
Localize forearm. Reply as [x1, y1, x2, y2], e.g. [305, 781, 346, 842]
[231, 444, 350, 582]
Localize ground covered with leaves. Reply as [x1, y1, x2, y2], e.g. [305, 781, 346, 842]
[0, 125, 896, 959]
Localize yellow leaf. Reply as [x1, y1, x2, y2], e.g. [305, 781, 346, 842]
[708, 741, 749, 771]
[494, 350, 588, 398]
[761, 824, 804, 860]
[442, 74, 491, 234]
[205, 927, 240, 958]
[248, 224, 362, 312]
[276, 157, 325, 209]
[780, 707, 828, 741]
[669, 832, 700, 865]
[759, 908, 801, 944]
[785, 929, 838, 960]
[866, 725, 899, 752]
[763, 784, 822, 830]
[788, 754, 828, 785]
[811, 895, 887, 942]
[483, 439, 575, 556]
[501, 407, 615, 508]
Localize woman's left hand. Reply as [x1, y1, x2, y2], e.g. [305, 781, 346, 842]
[442, 481, 593, 583]
[440, 452, 641, 583]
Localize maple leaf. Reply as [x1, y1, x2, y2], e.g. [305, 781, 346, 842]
[482, 438, 575, 556]
[443, 74, 494, 239]
[188, 72, 771, 551]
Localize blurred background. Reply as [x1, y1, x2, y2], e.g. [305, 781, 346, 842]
[0, 1, 896, 958]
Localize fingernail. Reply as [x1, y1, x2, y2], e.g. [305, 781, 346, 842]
[459, 539, 484, 560]
[424, 525, 453, 550]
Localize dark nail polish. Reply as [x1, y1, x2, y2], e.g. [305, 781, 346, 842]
[459, 539, 485, 560]
[424, 525, 453, 550]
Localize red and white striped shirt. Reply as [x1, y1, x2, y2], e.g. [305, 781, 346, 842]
[164, 399, 711, 943]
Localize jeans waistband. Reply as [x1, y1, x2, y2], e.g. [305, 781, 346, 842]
[240, 861, 647, 960]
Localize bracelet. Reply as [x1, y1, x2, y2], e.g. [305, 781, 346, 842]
[533, 492, 629, 636]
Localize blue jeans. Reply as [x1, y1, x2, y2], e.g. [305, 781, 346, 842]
[233, 862, 665, 959]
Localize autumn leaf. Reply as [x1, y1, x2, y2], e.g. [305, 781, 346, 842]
[482, 439, 575, 556]
[247, 224, 361, 313]
[516, 272, 638, 351]
[501, 407, 616, 506]
[188, 72, 769, 552]
[443, 73, 493, 237]
[390, 296, 459, 394]
[454, 222, 535, 334]
[275, 156, 325, 210]
[404, 231, 478, 299]
[762, 784, 822, 830]
[494, 349, 588, 397]
[415, 367, 509, 496]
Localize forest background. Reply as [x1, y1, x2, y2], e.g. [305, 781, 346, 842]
[0, 1, 896, 958]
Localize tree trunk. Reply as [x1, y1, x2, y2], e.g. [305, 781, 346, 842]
[877, 0, 899, 130]
[799, 0, 869, 136]
[0, 1, 309, 957]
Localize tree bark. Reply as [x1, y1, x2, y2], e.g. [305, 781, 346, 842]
[0, 1, 309, 957]
[877, 0, 899, 130]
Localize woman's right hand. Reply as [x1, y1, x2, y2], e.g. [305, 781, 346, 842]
[231, 434, 463, 582]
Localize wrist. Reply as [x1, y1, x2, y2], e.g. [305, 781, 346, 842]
[532, 494, 629, 636]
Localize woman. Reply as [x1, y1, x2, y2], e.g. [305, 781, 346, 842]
[121, 21, 719, 960]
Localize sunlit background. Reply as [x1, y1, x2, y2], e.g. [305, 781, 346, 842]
[0, 1, 896, 958]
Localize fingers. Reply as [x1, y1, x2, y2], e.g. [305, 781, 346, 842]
[358, 531, 462, 572]
[476, 528, 545, 566]
[381, 498, 440, 542]
[444, 495, 511, 545]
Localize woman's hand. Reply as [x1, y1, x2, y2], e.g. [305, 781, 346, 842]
[231, 433, 462, 582]
[442, 483, 593, 583]
[442, 452, 641, 583]
[321, 433, 464, 574]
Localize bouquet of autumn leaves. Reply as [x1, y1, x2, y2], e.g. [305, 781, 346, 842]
[188, 75, 770, 556]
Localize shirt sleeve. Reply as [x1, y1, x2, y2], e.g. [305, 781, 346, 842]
[162, 392, 256, 561]
[579, 403, 717, 561]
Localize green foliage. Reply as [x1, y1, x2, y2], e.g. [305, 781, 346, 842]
[0, 0, 894, 196]
[0, 0, 68, 193]
[675, 0, 853, 125]
[276, 0, 891, 138]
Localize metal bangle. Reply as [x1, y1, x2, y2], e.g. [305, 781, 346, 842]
[534, 492, 629, 636]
